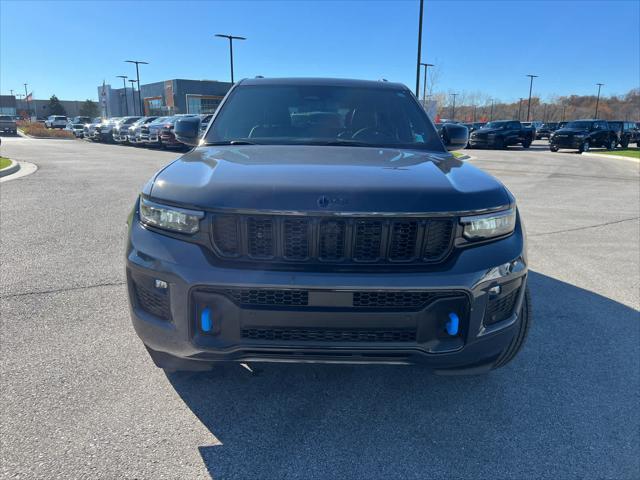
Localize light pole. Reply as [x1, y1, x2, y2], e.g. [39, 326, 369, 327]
[561, 103, 567, 122]
[526, 74, 538, 121]
[128, 80, 138, 115]
[125, 60, 148, 115]
[415, 0, 424, 97]
[450, 93, 458, 120]
[215, 34, 246, 83]
[595, 83, 604, 118]
[116, 75, 129, 115]
[517, 98, 523, 121]
[23, 83, 30, 119]
[419, 62, 434, 104]
[489, 99, 494, 121]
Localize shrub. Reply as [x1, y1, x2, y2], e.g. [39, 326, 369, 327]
[17, 121, 75, 139]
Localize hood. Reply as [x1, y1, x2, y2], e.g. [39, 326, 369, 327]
[148, 145, 511, 214]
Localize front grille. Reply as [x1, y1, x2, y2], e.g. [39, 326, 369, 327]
[353, 291, 441, 308]
[133, 282, 170, 320]
[241, 327, 417, 342]
[210, 214, 455, 266]
[211, 288, 453, 311]
[223, 289, 308, 307]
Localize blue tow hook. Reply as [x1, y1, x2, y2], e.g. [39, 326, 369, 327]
[446, 312, 459, 336]
[200, 307, 213, 332]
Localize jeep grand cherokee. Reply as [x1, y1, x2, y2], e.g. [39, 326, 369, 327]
[126, 78, 531, 374]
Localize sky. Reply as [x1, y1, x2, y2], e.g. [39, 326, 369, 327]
[1, 0, 639, 103]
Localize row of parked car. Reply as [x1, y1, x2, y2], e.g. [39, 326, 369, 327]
[436, 119, 640, 153]
[69, 114, 212, 149]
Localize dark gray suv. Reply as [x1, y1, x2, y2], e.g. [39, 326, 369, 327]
[126, 78, 531, 374]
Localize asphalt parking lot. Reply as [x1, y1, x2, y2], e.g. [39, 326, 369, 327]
[1, 136, 638, 479]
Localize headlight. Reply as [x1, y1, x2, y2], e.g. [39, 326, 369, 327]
[139, 197, 204, 234]
[461, 208, 516, 240]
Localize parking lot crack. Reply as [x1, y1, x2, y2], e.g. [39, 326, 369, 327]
[1, 281, 126, 299]
[530, 216, 639, 237]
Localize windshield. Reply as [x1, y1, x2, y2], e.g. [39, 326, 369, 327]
[206, 84, 441, 149]
[565, 121, 593, 129]
[483, 121, 508, 129]
[542, 123, 558, 128]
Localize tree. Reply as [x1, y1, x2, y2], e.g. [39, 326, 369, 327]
[48, 95, 66, 115]
[79, 99, 99, 118]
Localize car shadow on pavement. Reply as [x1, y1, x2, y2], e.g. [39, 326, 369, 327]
[166, 271, 639, 479]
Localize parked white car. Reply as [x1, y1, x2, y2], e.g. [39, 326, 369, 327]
[44, 115, 68, 129]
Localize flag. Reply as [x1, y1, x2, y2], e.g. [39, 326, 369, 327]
[26, 92, 33, 102]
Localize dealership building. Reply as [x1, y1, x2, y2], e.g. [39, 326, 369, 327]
[97, 79, 232, 117]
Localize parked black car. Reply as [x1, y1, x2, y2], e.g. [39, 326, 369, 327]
[607, 121, 638, 148]
[126, 77, 530, 374]
[159, 114, 198, 149]
[549, 119, 617, 153]
[468, 120, 535, 149]
[536, 122, 559, 139]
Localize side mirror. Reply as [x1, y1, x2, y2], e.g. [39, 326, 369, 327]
[174, 117, 201, 146]
[441, 123, 469, 151]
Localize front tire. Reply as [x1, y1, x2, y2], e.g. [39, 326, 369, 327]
[606, 138, 617, 150]
[621, 138, 629, 149]
[578, 140, 590, 153]
[522, 139, 531, 149]
[549, 145, 559, 152]
[492, 287, 532, 370]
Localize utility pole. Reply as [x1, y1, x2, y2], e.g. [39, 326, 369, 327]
[420, 62, 434, 105]
[116, 75, 129, 115]
[526, 74, 538, 121]
[561, 103, 566, 122]
[489, 99, 494, 121]
[450, 93, 458, 120]
[415, 0, 424, 97]
[125, 60, 148, 115]
[215, 34, 246, 83]
[594, 83, 604, 118]
[517, 98, 523, 121]
[23, 83, 30, 119]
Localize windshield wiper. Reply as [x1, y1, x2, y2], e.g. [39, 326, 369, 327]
[205, 140, 257, 146]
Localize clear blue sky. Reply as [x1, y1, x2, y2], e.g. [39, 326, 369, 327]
[1, 0, 638, 103]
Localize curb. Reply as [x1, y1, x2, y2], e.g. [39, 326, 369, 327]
[581, 152, 640, 163]
[0, 161, 37, 182]
[0, 159, 20, 177]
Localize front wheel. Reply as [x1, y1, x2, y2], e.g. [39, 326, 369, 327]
[492, 288, 532, 370]
[578, 140, 590, 153]
[522, 139, 531, 149]
[549, 145, 559, 152]
[621, 138, 629, 149]
[606, 138, 617, 150]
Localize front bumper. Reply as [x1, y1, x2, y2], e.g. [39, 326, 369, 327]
[550, 136, 582, 149]
[468, 136, 496, 148]
[126, 210, 528, 371]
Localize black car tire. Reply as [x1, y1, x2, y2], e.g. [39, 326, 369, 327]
[578, 140, 590, 153]
[549, 145, 559, 152]
[492, 287, 532, 370]
[606, 138, 616, 151]
[522, 139, 531, 149]
[621, 138, 629, 149]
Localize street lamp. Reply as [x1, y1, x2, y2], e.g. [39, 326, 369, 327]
[128, 80, 138, 115]
[415, 0, 424, 97]
[595, 83, 604, 118]
[450, 93, 458, 120]
[215, 34, 246, 83]
[526, 74, 538, 121]
[116, 75, 129, 115]
[419, 62, 434, 104]
[23, 83, 30, 119]
[125, 60, 148, 115]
